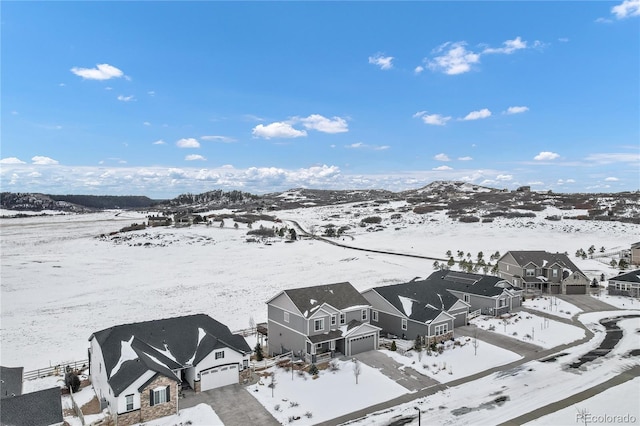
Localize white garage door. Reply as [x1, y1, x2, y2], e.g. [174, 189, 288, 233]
[200, 364, 238, 391]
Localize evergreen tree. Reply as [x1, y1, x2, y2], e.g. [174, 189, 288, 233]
[447, 257, 455, 268]
[414, 335, 422, 352]
[390, 341, 397, 351]
[254, 343, 264, 361]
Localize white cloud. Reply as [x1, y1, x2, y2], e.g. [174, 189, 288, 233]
[117, 95, 135, 102]
[252, 122, 307, 139]
[58, 83, 65, 87]
[496, 174, 513, 181]
[201, 135, 237, 143]
[595, 17, 614, 23]
[31, 156, 59, 165]
[434, 153, 451, 162]
[148, 90, 155, 96]
[534, 151, 560, 161]
[143, 121, 151, 126]
[433, 165, 453, 171]
[105, 87, 113, 91]
[504, 106, 529, 115]
[558, 37, 569, 42]
[176, 138, 200, 148]
[612, 0, 640, 18]
[185, 154, 207, 161]
[482, 36, 527, 55]
[368, 53, 394, 70]
[345, 142, 389, 151]
[414, 111, 451, 126]
[152, 140, 166, 145]
[462, 108, 492, 121]
[566, 178, 576, 183]
[428, 42, 480, 75]
[346, 143, 365, 149]
[70, 63, 124, 80]
[0, 157, 26, 164]
[458, 156, 473, 161]
[297, 114, 348, 134]
[604, 177, 620, 181]
[414, 66, 424, 74]
[585, 153, 640, 164]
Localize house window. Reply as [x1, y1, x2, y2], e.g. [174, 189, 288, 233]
[284, 312, 290, 323]
[331, 315, 336, 326]
[150, 386, 170, 406]
[316, 343, 322, 349]
[372, 310, 379, 322]
[434, 324, 448, 336]
[215, 350, 224, 360]
[552, 269, 558, 278]
[243, 359, 248, 369]
[339, 313, 346, 325]
[499, 298, 506, 307]
[463, 294, 470, 303]
[526, 268, 535, 277]
[125, 394, 134, 411]
[314, 318, 324, 332]
[401, 318, 407, 330]
[361, 309, 367, 321]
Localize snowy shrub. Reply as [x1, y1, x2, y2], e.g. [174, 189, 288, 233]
[289, 401, 299, 407]
[274, 405, 281, 412]
[308, 364, 319, 376]
[304, 412, 313, 419]
[329, 359, 340, 371]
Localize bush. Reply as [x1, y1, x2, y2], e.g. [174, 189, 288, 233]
[308, 364, 319, 375]
[390, 341, 397, 351]
[459, 216, 480, 223]
[247, 227, 276, 238]
[360, 216, 382, 224]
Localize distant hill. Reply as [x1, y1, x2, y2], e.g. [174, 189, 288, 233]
[2, 181, 639, 224]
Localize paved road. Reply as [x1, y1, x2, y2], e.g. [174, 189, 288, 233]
[497, 365, 640, 426]
[557, 294, 619, 312]
[180, 384, 280, 426]
[351, 351, 440, 391]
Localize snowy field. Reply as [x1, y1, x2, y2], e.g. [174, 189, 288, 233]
[247, 359, 407, 424]
[522, 296, 583, 319]
[592, 293, 640, 310]
[378, 337, 522, 383]
[0, 203, 636, 372]
[470, 312, 586, 349]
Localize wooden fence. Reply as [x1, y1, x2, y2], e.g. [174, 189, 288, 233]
[23, 359, 89, 381]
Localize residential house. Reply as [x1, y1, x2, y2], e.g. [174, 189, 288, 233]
[0, 387, 63, 426]
[89, 314, 251, 426]
[148, 215, 171, 227]
[433, 271, 523, 317]
[608, 269, 640, 298]
[361, 278, 470, 345]
[631, 242, 640, 266]
[497, 251, 588, 295]
[267, 282, 381, 362]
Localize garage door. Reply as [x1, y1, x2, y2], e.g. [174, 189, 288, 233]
[566, 285, 586, 295]
[549, 285, 561, 294]
[349, 334, 375, 356]
[453, 312, 467, 328]
[200, 364, 238, 391]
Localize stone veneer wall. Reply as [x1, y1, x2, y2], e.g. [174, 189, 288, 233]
[427, 331, 454, 346]
[194, 380, 201, 393]
[136, 375, 178, 424]
[115, 409, 141, 426]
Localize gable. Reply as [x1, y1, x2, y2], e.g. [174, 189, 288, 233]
[267, 292, 303, 316]
[449, 299, 471, 311]
[429, 310, 455, 324]
[284, 282, 370, 318]
[361, 289, 406, 317]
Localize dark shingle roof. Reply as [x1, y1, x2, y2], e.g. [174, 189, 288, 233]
[372, 279, 461, 323]
[432, 271, 520, 297]
[1, 366, 23, 398]
[610, 269, 640, 284]
[91, 314, 251, 396]
[0, 387, 62, 426]
[284, 282, 370, 318]
[308, 330, 344, 344]
[506, 251, 583, 274]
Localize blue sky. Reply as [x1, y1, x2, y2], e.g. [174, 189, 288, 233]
[1, 1, 639, 198]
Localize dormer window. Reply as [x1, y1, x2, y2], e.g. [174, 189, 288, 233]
[339, 313, 346, 325]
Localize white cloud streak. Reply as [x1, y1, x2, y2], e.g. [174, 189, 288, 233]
[201, 135, 237, 143]
[612, 0, 640, 18]
[70, 64, 124, 80]
[252, 122, 307, 139]
[0, 157, 26, 164]
[534, 151, 560, 161]
[297, 114, 349, 134]
[185, 155, 207, 161]
[413, 111, 451, 126]
[504, 106, 529, 115]
[434, 153, 451, 162]
[31, 156, 59, 165]
[368, 53, 394, 70]
[176, 138, 200, 148]
[117, 95, 135, 102]
[462, 108, 492, 121]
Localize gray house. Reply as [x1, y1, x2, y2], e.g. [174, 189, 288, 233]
[631, 242, 640, 266]
[267, 282, 381, 362]
[608, 269, 640, 298]
[361, 278, 470, 345]
[497, 251, 588, 295]
[432, 271, 523, 317]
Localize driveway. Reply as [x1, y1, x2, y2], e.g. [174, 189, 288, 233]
[351, 350, 440, 391]
[556, 294, 619, 312]
[455, 325, 544, 358]
[180, 384, 280, 426]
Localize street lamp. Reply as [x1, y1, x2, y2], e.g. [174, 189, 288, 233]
[414, 407, 421, 426]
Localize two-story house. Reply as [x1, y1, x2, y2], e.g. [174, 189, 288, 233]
[608, 269, 640, 298]
[266, 282, 381, 362]
[497, 251, 588, 295]
[89, 314, 251, 426]
[361, 278, 470, 345]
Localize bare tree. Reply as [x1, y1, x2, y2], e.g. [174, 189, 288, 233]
[249, 316, 256, 335]
[268, 373, 277, 397]
[472, 328, 480, 356]
[353, 359, 361, 384]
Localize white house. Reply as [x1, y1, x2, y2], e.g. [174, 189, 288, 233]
[88, 314, 251, 425]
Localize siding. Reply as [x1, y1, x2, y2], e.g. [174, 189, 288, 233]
[267, 320, 307, 356]
[268, 305, 306, 334]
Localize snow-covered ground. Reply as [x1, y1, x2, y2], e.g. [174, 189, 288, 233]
[247, 359, 407, 424]
[2, 205, 635, 370]
[591, 293, 640, 310]
[525, 377, 640, 426]
[522, 296, 583, 319]
[350, 311, 640, 426]
[470, 312, 586, 349]
[378, 337, 522, 383]
[131, 404, 224, 426]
